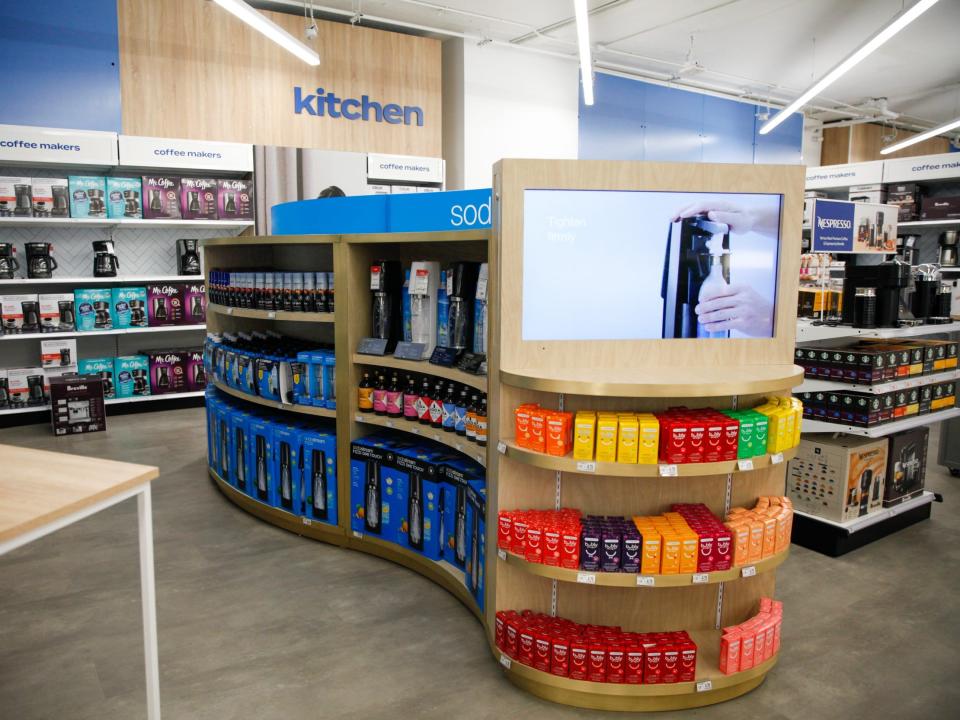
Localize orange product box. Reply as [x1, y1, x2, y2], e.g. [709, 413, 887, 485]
[726, 521, 750, 567]
[763, 620, 776, 662]
[528, 407, 547, 453]
[719, 632, 742, 675]
[739, 631, 756, 670]
[638, 527, 662, 575]
[773, 619, 782, 654]
[660, 534, 681, 574]
[773, 508, 790, 554]
[545, 411, 573, 456]
[747, 520, 764, 563]
[751, 622, 766, 662]
[514, 404, 538, 449]
[761, 514, 777, 558]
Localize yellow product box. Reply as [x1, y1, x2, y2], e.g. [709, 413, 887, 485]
[617, 415, 640, 464]
[660, 534, 681, 574]
[596, 415, 619, 463]
[637, 413, 660, 464]
[573, 412, 597, 460]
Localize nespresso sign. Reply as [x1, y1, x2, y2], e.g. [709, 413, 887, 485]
[293, 87, 424, 126]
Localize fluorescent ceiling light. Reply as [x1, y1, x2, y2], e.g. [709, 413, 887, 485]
[760, 0, 939, 135]
[880, 117, 960, 154]
[213, 0, 320, 66]
[574, 0, 594, 106]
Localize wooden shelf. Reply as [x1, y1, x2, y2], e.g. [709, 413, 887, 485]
[497, 547, 788, 587]
[352, 353, 487, 391]
[212, 381, 336, 419]
[802, 407, 960, 437]
[797, 319, 960, 343]
[353, 412, 487, 467]
[208, 303, 335, 323]
[499, 440, 796, 477]
[201, 235, 337, 247]
[499, 365, 803, 397]
[493, 629, 777, 711]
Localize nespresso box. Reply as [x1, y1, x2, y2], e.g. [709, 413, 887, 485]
[50, 374, 106, 436]
[921, 195, 960, 220]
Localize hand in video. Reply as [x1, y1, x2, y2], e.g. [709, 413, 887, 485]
[696, 284, 774, 337]
[674, 200, 779, 236]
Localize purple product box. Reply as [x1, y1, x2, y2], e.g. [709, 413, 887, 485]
[142, 176, 182, 219]
[601, 531, 622, 572]
[217, 179, 254, 220]
[144, 350, 186, 395]
[580, 527, 601, 571]
[146, 284, 184, 326]
[181, 282, 206, 325]
[184, 349, 206, 391]
[622, 533, 641, 573]
[180, 178, 218, 220]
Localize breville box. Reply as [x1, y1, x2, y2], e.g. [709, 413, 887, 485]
[921, 195, 960, 220]
[216, 179, 254, 220]
[883, 427, 928, 507]
[31, 178, 68, 217]
[0, 177, 31, 217]
[39, 292, 74, 332]
[180, 178, 218, 220]
[50, 374, 106, 436]
[142, 176, 182, 219]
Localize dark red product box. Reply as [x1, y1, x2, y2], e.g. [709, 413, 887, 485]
[533, 633, 552, 673]
[497, 512, 512, 549]
[495, 612, 506, 649]
[525, 524, 543, 563]
[606, 644, 626, 684]
[662, 645, 680, 683]
[625, 647, 644, 684]
[505, 618, 519, 658]
[518, 629, 536, 666]
[551, 636, 570, 677]
[588, 646, 607, 683]
[644, 644, 663, 684]
[569, 640, 589, 680]
[679, 640, 698, 682]
[542, 527, 561, 566]
[511, 517, 527, 555]
[560, 527, 579, 569]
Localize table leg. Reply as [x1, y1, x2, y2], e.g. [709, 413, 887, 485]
[138, 484, 162, 720]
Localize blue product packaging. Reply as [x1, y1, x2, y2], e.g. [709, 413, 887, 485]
[246, 417, 275, 505]
[402, 268, 412, 343]
[105, 177, 142, 219]
[256, 355, 281, 401]
[306, 351, 325, 407]
[322, 352, 336, 409]
[114, 355, 151, 398]
[350, 435, 401, 538]
[74, 288, 114, 331]
[205, 394, 219, 471]
[77, 357, 115, 399]
[238, 350, 257, 395]
[68, 176, 107, 218]
[303, 430, 338, 525]
[272, 424, 302, 514]
[229, 409, 252, 494]
[437, 270, 449, 348]
[464, 479, 486, 610]
[293, 352, 311, 405]
[215, 403, 233, 482]
[111, 286, 148, 329]
[439, 457, 484, 568]
[393, 445, 452, 560]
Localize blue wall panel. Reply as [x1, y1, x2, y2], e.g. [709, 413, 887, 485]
[0, 0, 121, 131]
[576, 74, 647, 161]
[643, 83, 704, 162]
[753, 111, 804, 164]
[701, 93, 757, 164]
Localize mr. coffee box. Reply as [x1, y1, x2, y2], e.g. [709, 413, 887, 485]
[180, 178, 218, 220]
[217, 179, 254, 220]
[146, 283, 184, 326]
[182, 282, 206, 324]
[144, 349, 187, 395]
[31, 178, 68, 217]
[106, 177, 142, 218]
[68, 176, 107, 218]
[142, 176, 182, 219]
[50, 374, 106, 436]
[184, 349, 206, 391]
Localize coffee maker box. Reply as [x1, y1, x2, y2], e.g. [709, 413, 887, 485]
[787, 436, 887, 522]
[31, 178, 68, 217]
[146, 283, 184, 326]
[141, 176, 182, 219]
[50, 374, 106, 436]
[144, 349, 186, 395]
[921, 195, 960, 220]
[184, 349, 206, 391]
[0, 177, 32, 217]
[74, 288, 115, 331]
[180, 178, 218, 220]
[216, 179, 254, 220]
[1, 293, 39, 333]
[39, 292, 74, 332]
[78, 357, 116, 399]
[105, 177, 143, 219]
[40, 339, 78, 371]
[884, 427, 928, 507]
[68, 176, 107, 218]
[7, 366, 47, 406]
[111, 286, 148, 329]
[181, 282, 206, 325]
[114, 355, 151, 398]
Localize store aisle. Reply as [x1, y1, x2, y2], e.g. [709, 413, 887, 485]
[0, 408, 957, 720]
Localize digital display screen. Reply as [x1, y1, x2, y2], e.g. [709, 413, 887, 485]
[522, 189, 783, 341]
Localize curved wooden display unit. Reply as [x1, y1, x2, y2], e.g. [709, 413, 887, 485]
[212, 381, 337, 419]
[354, 412, 487, 467]
[208, 302, 335, 323]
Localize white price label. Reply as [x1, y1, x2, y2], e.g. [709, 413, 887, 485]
[266, 311, 276, 319]
[692, 573, 709, 584]
[302, 517, 312, 525]
[226, 307, 234, 315]
[386, 420, 394, 428]
[576, 461, 597, 473]
[433, 433, 441, 441]
[771, 452, 784, 464]
[497, 549, 507, 561]
[737, 458, 754, 471]
[476, 276, 488, 301]
[576, 572, 597, 585]
[476, 455, 484, 464]
[696, 680, 713, 692]
[499, 653, 512, 669]
[497, 441, 507, 454]
[352, 530, 363, 539]
[659, 464, 678, 477]
[411, 267, 431, 296]
[637, 576, 655, 587]
[455, 442, 463, 451]
[370, 267, 382, 290]
[354, 414, 363, 422]
[741, 565, 757, 577]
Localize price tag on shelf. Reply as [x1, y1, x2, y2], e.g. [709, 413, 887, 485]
[302, 517, 312, 526]
[696, 680, 713, 693]
[433, 433, 441, 442]
[352, 530, 363, 539]
[226, 307, 234, 315]
[266, 311, 276, 319]
[636, 576, 655, 587]
[354, 414, 363, 422]
[411, 427, 420, 434]
[576, 461, 597, 473]
[737, 458, 754, 472]
[692, 573, 709, 584]
[497, 549, 507, 561]
[741, 565, 757, 578]
[576, 572, 596, 585]
[499, 653, 512, 669]
[476, 455, 484, 464]
[411, 267, 431, 296]
[455, 442, 463, 451]
[497, 441, 507, 454]
[770, 452, 784, 465]
[659, 464, 678, 477]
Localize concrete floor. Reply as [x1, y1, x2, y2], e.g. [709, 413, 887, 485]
[0, 408, 957, 720]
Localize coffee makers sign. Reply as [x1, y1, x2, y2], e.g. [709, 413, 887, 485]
[0, 124, 118, 167]
[812, 199, 899, 254]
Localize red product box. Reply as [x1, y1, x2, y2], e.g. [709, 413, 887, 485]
[678, 640, 697, 682]
[660, 418, 688, 463]
[588, 646, 607, 683]
[719, 632, 742, 675]
[625, 647, 644, 684]
[528, 408, 547, 453]
[752, 624, 766, 664]
[763, 621, 776, 662]
[715, 529, 733, 570]
[773, 619, 782, 654]
[518, 628, 536, 665]
[511, 516, 528, 555]
[498, 511, 513, 549]
[551, 636, 570, 677]
[495, 611, 506, 649]
[722, 415, 740, 461]
[606, 644, 626, 684]
[560, 527, 580, 569]
[698, 531, 715, 572]
[543, 527, 561, 566]
[687, 420, 706, 463]
[569, 639, 589, 680]
[505, 618, 519, 658]
[661, 645, 680, 683]
[704, 415, 724, 462]
[534, 633, 552, 673]
[525, 523, 543, 563]
[644, 644, 663, 684]
[739, 632, 756, 670]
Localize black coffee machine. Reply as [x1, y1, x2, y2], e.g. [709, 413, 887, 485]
[92, 240, 120, 277]
[25, 242, 57, 279]
[52, 185, 69, 217]
[14, 184, 32, 216]
[661, 214, 731, 338]
[0, 243, 19, 279]
[177, 238, 201, 276]
[129, 299, 146, 327]
[123, 190, 141, 218]
[93, 301, 112, 328]
[87, 189, 106, 217]
[841, 258, 910, 328]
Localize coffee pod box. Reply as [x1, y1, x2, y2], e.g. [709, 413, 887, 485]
[68, 176, 108, 218]
[50, 374, 106, 436]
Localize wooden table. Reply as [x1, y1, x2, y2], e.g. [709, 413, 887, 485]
[0, 444, 162, 720]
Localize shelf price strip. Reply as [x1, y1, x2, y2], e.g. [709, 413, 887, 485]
[659, 464, 678, 477]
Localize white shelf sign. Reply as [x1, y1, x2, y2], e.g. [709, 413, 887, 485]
[696, 680, 713, 693]
[499, 653, 512, 669]
[770, 452, 784, 465]
[576, 572, 596, 585]
[497, 549, 507, 561]
[367, 153, 444, 184]
[576, 461, 596, 473]
[636, 576, 655, 587]
[882, 152, 960, 183]
[497, 441, 507, 454]
[118, 134, 253, 172]
[0, 123, 118, 166]
[737, 458, 754, 472]
[805, 160, 883, 189]
[692, 573, 709, 584]
[659, 464, 678, 477]
[741, 565, 757, 578]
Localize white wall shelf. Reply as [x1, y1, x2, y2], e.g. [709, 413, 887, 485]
[797, 369, 959, 395]
[0, 390, 205, 417]
[801, 407, 960, 438]
[793, 491, 935, 534]
[897, 219, 960, 228]
[0, 217, 253, 231]
[797, 320, 960, 343]
[0, 324, 206, 342]
[0, 275, 200, 286]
